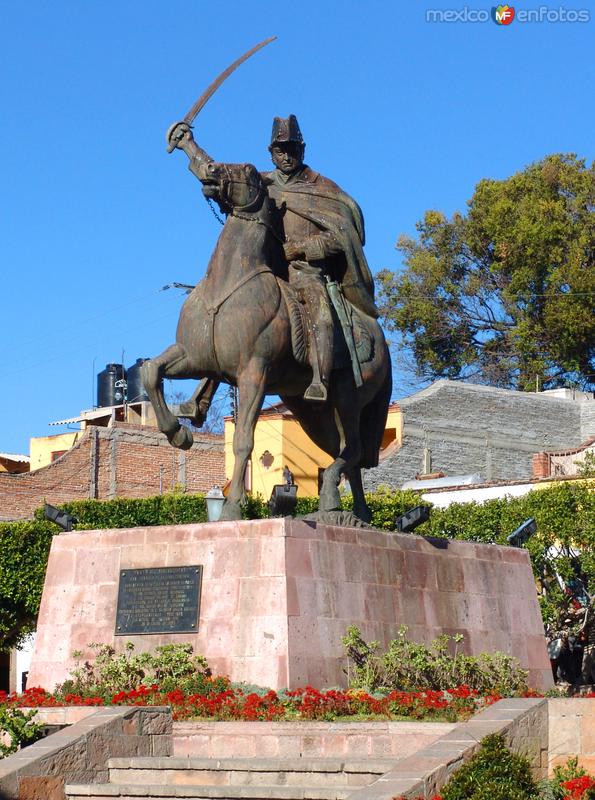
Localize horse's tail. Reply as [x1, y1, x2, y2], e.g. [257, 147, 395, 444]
[360, 353, 392, 468]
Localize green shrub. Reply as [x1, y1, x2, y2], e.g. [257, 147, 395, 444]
[0, 707, 43, 758]
[343, 625, 528, 695]
[440, 733, 539, 800]
[0, 521, 56, 651]
[58, 642, 227, 700]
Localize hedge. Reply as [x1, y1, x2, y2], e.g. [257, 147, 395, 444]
[2, 482, 593, 651]
[0, 521, 56, 651]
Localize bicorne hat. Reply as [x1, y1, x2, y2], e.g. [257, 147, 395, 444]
[269, 115, 304, 148]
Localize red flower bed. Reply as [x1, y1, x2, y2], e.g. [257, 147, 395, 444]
[562, 775, 595, 799]
[0, 684, 508, 722]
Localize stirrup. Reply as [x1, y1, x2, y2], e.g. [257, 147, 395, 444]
[303, 382, 328, 402]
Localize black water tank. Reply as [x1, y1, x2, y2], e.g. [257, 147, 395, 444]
[97, 363, 126, 408]
[126, 358, 149, 403]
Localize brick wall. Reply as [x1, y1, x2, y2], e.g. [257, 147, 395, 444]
[365, 380, 590, 490]
[0, 423, 225, 521]
[531, 437, 595, 479]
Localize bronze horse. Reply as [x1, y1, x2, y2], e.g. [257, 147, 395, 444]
[142, 161, 391, 522]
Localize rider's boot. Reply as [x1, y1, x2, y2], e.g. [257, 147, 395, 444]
[304, 294, 333, 403]
[178, 379, 220, 427]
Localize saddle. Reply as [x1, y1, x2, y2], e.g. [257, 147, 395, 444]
[277, 278, 374, 370]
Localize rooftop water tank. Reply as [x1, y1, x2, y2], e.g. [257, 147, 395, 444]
[97, 363, 126, 408]
[126, 358, 149, 403]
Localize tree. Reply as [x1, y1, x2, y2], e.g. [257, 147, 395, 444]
[377, 154, 595, 390]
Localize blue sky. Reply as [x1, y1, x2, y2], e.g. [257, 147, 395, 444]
[1, 1, 593, 455]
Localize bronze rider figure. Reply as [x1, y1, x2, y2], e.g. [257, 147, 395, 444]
[167, 114, 379, 403]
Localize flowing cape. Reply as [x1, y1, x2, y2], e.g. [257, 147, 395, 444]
[264, 173, 379, 319]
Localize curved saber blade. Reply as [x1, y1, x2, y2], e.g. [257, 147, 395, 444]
[183, 36, 277, 125]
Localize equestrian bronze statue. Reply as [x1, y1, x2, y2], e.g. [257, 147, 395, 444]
[142, 46, 391, 523]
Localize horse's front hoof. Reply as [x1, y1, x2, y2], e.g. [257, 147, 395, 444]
[169, 425, 193, 450]
[219, 501, 243, 521]
[319, 488, 342, 514]
[353, 504, 373, 524]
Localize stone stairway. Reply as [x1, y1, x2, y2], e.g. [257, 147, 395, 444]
[65, 756, 394, 800]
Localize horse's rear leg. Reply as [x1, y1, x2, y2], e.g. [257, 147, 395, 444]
[320, 391, 362, 515]
[178, 378, 220, 428]
[221, 360, 267, 521]
[141, 344, 194, 450]
[345, 466, 372, 524]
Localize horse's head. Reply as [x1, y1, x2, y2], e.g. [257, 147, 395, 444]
[197, 161, 265, 213]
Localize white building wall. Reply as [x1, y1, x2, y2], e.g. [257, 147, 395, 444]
[421, 482, 537, 509]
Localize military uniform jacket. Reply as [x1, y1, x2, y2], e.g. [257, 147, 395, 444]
[262, 166, 379, 319]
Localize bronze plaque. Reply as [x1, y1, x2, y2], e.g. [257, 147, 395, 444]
[115, 566, 202, 635]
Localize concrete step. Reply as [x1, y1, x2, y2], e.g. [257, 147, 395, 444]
[65, 783, 354, 799]
[106, 757, 392, 789]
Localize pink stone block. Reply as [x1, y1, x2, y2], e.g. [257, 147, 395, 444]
[209, 539, 261, 579]
[210, 734, 256, 758]
[291, 578, 333, 618]
[285, 539, 314, 577]
[363, 584, 398, 623]
[202, 581, 238, 619]
[258, 538, 286, 576]
[232, 615, 288, 657]
[201, 619, 234, 657]
[310, 540, 346, 581]
[252, 735, 281, 757]
[120, 544, 169, 568]
[74, 547, 120, 586]
[324, 526, 358, 545]
[396, 589, 428, 627]
[385, 549, 405, 586]
[436, 558, 465, 593]
[237, 577, 287, 616]
[322, 734, 348, 756]
[404, 551, 437, 590]
[344, 735, 371, 757]
[461, 558, 500, 597]
[330, 580, 365, 620]
[28, 519, 553, 692]
[42, 547, 76, 587]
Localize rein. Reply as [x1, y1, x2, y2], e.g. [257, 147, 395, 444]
[205, 265, 273, 376]
[231, 206, 286, 244]
[203, 168, 285, 373]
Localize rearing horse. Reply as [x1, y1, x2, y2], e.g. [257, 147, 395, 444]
[142, 161, 391, 522]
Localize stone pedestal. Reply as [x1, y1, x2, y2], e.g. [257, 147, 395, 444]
[28, 519, 553, 691]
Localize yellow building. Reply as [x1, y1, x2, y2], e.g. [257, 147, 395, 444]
[224, 402, 401, 500]
[29, 432, 81, 470]
[28, 402, 159, 471]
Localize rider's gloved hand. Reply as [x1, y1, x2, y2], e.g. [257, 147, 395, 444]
[166, 121, 195, 153]
[283, 241, 305, 262]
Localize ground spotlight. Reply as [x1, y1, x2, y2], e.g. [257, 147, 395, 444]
[44, 503, 77, 532]
[268, 482, 298, 517]
[506, 518, 537, 548]
[394, 504, 431, 533]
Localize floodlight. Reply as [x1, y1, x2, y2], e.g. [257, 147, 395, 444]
[506, 518, 537, 548]
[394, 504, 431, 533]
[268, 483, 298, 517]
[44, 503, 77, 532]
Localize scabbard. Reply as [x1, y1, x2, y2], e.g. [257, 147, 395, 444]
[325, 280, 364, 387]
